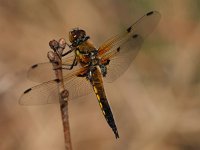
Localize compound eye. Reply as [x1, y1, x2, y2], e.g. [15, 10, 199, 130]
[79, 30, 86, 37]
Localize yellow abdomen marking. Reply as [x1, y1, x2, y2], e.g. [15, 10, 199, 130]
[93, 86, 98, 94]
[102, 110, 106, 115]
[99, 102, 103, 108]
[96, 94, 100, 101]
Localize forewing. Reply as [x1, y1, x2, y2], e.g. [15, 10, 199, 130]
[99, 11, 161, 82]
[27, 55, 76, 83]
[27, 62, 55, 83]
[19, 67, 93, 105]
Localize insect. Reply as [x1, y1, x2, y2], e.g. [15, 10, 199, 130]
[19, 11, 161, 139]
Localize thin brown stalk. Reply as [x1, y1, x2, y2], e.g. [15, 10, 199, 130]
[48, 38, 73, 150]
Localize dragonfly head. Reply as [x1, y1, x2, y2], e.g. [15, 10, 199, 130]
[69, 28, 89, 46]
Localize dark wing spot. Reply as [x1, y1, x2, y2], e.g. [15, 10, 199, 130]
[54, 79, 61, 83]
[24, 88, 32, 94]
[31, 64, 38, 69]
[117, 47, 121, 52]
[127, 26, 132, 33]
[132, 34, 138, 38]
[146, 11, 154, 16]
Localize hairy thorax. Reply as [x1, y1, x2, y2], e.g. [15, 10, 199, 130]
[75, 40, 98, 66]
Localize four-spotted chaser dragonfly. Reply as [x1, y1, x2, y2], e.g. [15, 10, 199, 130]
[19, 11, 161, 138]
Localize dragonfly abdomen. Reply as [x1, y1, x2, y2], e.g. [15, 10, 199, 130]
[91, 68, 119, 138]
[98, 97, 119, 139]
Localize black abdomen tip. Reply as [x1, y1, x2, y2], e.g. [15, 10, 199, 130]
[114, 129, 120, 139]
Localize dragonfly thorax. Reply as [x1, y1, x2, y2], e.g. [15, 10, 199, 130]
[89, 50, 99, 65]
[88, 50, 108, 77]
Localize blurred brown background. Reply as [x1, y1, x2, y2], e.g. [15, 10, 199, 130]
[0, 0, 200, 150]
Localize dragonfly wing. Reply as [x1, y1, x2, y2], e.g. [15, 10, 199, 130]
[27, 62, 56, 83]
[27, 55, 76, 83]
[102, 36, 143, 82]
[99, 11, 161, 82]
[64, 75, 93, 100]
[48, 70, 93, 103]
[19, 79, 60, 105]
[20, 67, 93, 105]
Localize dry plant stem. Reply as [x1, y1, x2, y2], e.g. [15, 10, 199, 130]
[48, 39, 73, 150]
[60, 100, 72, 150]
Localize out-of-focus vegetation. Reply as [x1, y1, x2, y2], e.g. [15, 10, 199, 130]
[0, 0, 200, 150]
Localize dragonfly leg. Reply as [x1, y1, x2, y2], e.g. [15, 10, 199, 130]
[62, 56, 77, 70]
[62, 47, 75, 57]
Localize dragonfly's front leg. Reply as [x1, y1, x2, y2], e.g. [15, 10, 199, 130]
[62, 48, 74, 57]
[62, 56, 78, 70]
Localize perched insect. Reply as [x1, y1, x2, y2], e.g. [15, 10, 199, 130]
[20, 11, 161, 138]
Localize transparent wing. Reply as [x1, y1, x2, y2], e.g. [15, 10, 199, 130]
[19, 79, 60, 105]
[102, 36, 143, 82]
[27, 55, 76, 83]
[98, 11, 161, 82]
[27, 62, 56, 83]
[19, 67, 93, 105]
[48, 74, 93, 104]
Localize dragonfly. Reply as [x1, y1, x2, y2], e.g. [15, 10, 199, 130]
[19, 11, 161, 139]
